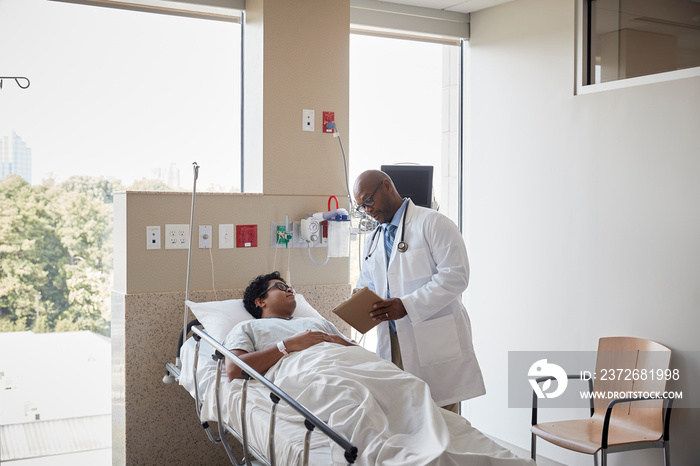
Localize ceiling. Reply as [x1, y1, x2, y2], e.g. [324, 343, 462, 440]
[375, 0, 514, 14]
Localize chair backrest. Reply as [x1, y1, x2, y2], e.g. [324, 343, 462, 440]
[592, 337, 671, 437]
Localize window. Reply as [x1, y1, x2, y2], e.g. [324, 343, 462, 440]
[348, 33, 464, 347]
[0, 1, 241, 463]
[0, 0, 242, 192]
[349, 34, 462, 224]
[584, 0, 700, 85]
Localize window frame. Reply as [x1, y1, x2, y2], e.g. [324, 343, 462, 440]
[575, 0, 700, 95]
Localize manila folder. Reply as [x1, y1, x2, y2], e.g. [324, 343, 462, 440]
[332, 287, 384, 334]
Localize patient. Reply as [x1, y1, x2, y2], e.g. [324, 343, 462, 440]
[224, 271, 355, 381]
[222, 272, 535, 465]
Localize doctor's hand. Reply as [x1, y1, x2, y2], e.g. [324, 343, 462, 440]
[370, 298, 407, 322]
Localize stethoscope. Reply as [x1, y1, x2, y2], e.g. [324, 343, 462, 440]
[364, 200, 409, 261]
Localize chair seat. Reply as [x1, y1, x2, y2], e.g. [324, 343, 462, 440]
[531, 418, 663, 455]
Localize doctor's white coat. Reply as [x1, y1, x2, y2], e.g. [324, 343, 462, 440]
[356, 200, 486, 406]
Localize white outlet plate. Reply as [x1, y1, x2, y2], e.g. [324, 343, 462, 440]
[165, 224, 190, 249]
[219, 224, 234, 249]
[302, 109, 314, 132]
[146, 225, 161, 250]
[199, 225, 212, 249]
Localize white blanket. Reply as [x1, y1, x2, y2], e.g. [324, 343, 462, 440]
[208, 342, 535, 466]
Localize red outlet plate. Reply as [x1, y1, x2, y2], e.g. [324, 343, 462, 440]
[236, 224, 257, 248]
[323, 111, 334, 133]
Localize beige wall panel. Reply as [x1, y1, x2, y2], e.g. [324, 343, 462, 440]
[115, 191, 350, 294]
[254, 0, 350, 196]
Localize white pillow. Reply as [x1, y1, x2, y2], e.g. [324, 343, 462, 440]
[185, 293, 322, 342]
[185, 299, 252, 342]
[293, 293, 324, 319]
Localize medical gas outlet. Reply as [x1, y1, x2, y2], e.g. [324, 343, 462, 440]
[300, 218, 320, 242]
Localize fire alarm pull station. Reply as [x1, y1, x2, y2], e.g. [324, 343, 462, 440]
[323, 111, 335, 133]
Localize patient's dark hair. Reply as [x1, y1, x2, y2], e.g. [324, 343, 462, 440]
[243, 271, 285, 319]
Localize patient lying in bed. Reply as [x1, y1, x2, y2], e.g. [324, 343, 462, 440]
[223, 272, 534, 466]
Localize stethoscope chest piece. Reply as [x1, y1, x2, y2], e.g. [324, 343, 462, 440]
[397, 241, 408, 253]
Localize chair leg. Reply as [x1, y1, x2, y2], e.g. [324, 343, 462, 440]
[593, 451, 598, 466]
[530, 433, 536, 460]
[601, 449, 607, 466]
[663, 440, 671, 466]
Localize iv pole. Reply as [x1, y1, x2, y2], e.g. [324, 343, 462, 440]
[181, 162, 199, 367]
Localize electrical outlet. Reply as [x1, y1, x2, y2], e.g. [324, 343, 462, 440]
[146, 225, 161, 250]
[199, 225, 212, 249]
[165, 224, 190, 249]
[236, 224, 257, 248]
[219, 224, 234, 249]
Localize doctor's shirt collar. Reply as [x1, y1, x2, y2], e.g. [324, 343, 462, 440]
[385, 198, 409, 230]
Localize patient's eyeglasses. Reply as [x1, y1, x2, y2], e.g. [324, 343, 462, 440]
[356, 181, 384, 213]
[260, 281, 293, 297]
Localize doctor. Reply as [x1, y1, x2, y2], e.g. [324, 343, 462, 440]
[353, 170, 485, 412]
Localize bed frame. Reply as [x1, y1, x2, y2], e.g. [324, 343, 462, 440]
[162, 163, 357, 465]
[165, 319, 358, 466]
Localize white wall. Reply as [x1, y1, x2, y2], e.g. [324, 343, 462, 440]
[464, 0, 700, 465]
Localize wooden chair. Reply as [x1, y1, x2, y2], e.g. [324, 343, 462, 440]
[530, 337, 673, 466]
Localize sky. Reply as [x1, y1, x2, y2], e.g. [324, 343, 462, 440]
[0, 0, 446, 195]
[0, 0, 241, 190]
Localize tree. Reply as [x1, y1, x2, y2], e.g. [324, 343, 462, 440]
[0, 175, 69, 325]
[58, 261, 110, 334]
[128, 178, 174, 191]
[0, 174, 113, 335]
[46, 184, 113, 274]
[60, 175, 117, 204]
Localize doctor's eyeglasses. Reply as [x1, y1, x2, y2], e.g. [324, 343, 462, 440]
[356, 181, 384, 213]
[260, 282, 293, 297]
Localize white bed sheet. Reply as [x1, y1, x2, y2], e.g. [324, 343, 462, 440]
[180, 337, 332, 464]
[180, 338, 536, 466]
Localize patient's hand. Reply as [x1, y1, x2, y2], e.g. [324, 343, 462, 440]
[285, 330, 335, 352]
[328, 334, 357, 347]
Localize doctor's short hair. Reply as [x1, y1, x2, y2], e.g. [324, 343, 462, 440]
[243, 271, 286, 318]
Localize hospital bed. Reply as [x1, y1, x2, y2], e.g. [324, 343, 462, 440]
[164, 296, 357, 465]
[164, 295, 538, 466]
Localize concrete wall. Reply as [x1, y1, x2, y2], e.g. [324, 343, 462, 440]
[465, 0, 700, 465]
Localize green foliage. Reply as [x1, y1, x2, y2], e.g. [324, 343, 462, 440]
[0, 174, 113, 335]
[0, 316, 28, 332]
[0, 175, 69, 324]
[60, 175, 117, 204]
[128, 178, 174, 191]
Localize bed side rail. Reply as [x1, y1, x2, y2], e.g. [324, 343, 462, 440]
[164, 318, 201, 384]
[192, 325, 359, 464]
